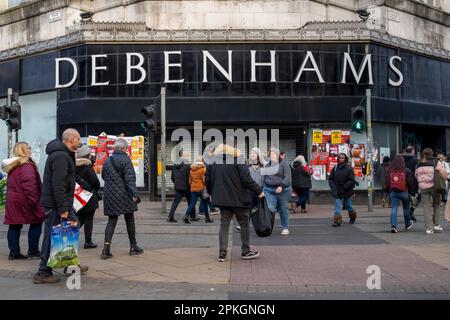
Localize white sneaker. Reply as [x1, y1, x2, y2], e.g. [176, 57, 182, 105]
[426, 229, 434, 235]
[433, 225, 444, 232]
[281, 229, 290, 235]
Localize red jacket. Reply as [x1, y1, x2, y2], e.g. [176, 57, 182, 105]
[3, 158, 45, 225]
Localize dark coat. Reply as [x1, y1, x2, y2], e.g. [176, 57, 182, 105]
[376, 162, 390, 191]
[206, 145, 262, 209]
[329, 163, 356, 199]
[171, 161, 190, 192]
[403, 155, 419, 192]
[3, 158, 45, 225]
[40, 139, 76, 214]
[291, 161, 312, 189]
[75, 158, 100, 213]
[102, 150, 138, 216]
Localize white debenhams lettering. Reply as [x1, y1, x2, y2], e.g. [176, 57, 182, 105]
[388, 55, 404, 87]
[202, 50, 233, 83]
[164, 51, 184, 83]
[126, 53, 147, 85]
[341, 52, 374, 85]
[91, 54, 110, 86]
[55, 58, 78, 88]
[294, 51, 325, 83]
[250, 50, 276, 82]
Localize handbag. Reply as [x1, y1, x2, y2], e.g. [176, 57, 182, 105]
[202, 188, 210, 200]
[434, 162, 447, 194]
[251, 198, 275, 237]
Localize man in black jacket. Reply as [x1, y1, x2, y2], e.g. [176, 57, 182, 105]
[402, 146, 419, 222]
[34, 128, 87, 284]
[167, 150, 193, 222]
[206, 144, 264, 262]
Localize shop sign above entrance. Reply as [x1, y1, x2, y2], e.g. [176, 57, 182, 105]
[54, 50, 404, 89]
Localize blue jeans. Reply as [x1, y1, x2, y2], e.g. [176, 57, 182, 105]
[263, 186, 292, 229]
[186, 192, 208, 217]
[389, 191, 411, 228]
[334, 197, 353, 216]
[7, 223, 42, 256]
[295, 188, 310, 209]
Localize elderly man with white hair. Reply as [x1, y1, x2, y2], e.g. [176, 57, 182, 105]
[100, 138, 143, 259]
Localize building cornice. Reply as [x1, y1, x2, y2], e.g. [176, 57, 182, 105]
[1, 20, 449, 62]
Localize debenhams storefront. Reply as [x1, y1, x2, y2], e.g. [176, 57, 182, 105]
[1, 21, 450, 198]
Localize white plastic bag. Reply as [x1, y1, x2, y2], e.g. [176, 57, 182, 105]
[73, 182, 93, 212]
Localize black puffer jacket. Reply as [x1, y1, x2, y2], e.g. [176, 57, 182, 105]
[206, 145, 262, 208]
[102, 150, 138, 216]
[403, 155, 419, 192]
[171, 161, 190, 192]
[329, 163, 356, 199]
[291, 161, 312, 189]
[75, 158, 100, 213]
[40, 139, 76, 214]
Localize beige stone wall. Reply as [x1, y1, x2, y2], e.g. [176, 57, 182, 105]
[0, 0, 449, 52]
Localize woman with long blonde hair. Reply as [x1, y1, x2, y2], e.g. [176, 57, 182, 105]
[1, 142, 45, 260]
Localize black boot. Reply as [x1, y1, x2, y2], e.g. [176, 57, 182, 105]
[349, 211, 357, 224]
[84, 242, 98, 249]
[101, 243, 113, 260]
[205, 214, 214, 223]
[183, 215, 191, 224]
[130, 244, 144, 255]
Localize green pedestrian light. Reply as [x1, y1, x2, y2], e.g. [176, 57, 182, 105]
[351, 106, 365, 134]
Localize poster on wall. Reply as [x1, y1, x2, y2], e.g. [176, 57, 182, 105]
[380, 147, 390, 161]
[312, 165, 326, 181]
[313, 130, 323, 144]
[349, 144, 366, 177]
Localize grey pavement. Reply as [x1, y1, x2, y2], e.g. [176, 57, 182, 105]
[0, 201, 450, 299]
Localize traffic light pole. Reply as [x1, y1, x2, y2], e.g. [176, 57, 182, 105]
[366, 88, 374, 212]
[6, 88, 12, 158]
[160, 87, 167, 214]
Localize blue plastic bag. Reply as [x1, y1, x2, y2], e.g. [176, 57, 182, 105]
[47, 220, 80, 269]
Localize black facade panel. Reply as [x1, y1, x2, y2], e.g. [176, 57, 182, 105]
[0, 60, 20, 97]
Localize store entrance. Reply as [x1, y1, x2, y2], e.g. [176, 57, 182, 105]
[401, 125, 446, 156]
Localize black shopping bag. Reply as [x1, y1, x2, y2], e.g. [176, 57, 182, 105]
[251, 198, 275, 237]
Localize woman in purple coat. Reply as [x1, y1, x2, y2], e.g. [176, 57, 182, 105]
[2, 142, 45, 260]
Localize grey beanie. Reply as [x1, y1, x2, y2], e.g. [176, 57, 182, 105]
[76, 145, 91, 158]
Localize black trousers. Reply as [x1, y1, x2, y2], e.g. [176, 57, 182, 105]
[168, 191, 193, 219]
[77, 209, 95, 243]
[7, 223, 42, 256]
[104, 212, 136, 246]
[38, 208, 78, 275]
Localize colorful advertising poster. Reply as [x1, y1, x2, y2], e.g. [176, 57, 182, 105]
[310, 152, 319, 165]
[313, 130, 322, 144]
[329, 144, 339, 156]
[319, 152, 329, 165]
[331, 130, 342, 144]
[328, 156, 338, 175]
[312, 165, 326, 181]
[350, 144, 366, 177]
[322, 130, 331, 144]
[95, 134, 108, 174]
[341, 130, 351, 144]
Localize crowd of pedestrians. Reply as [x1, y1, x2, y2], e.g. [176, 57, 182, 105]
[1, 126, 449, 279]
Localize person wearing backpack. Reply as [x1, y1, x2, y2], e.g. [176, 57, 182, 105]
[384, 155, 415, 233]
[415, 148, 448, 234]
[75, 145, 100, 249]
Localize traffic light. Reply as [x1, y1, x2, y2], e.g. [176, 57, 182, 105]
[140, 104, 157, 132]
[351, 106, 365, 134]
[1, 89, 21, 130]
